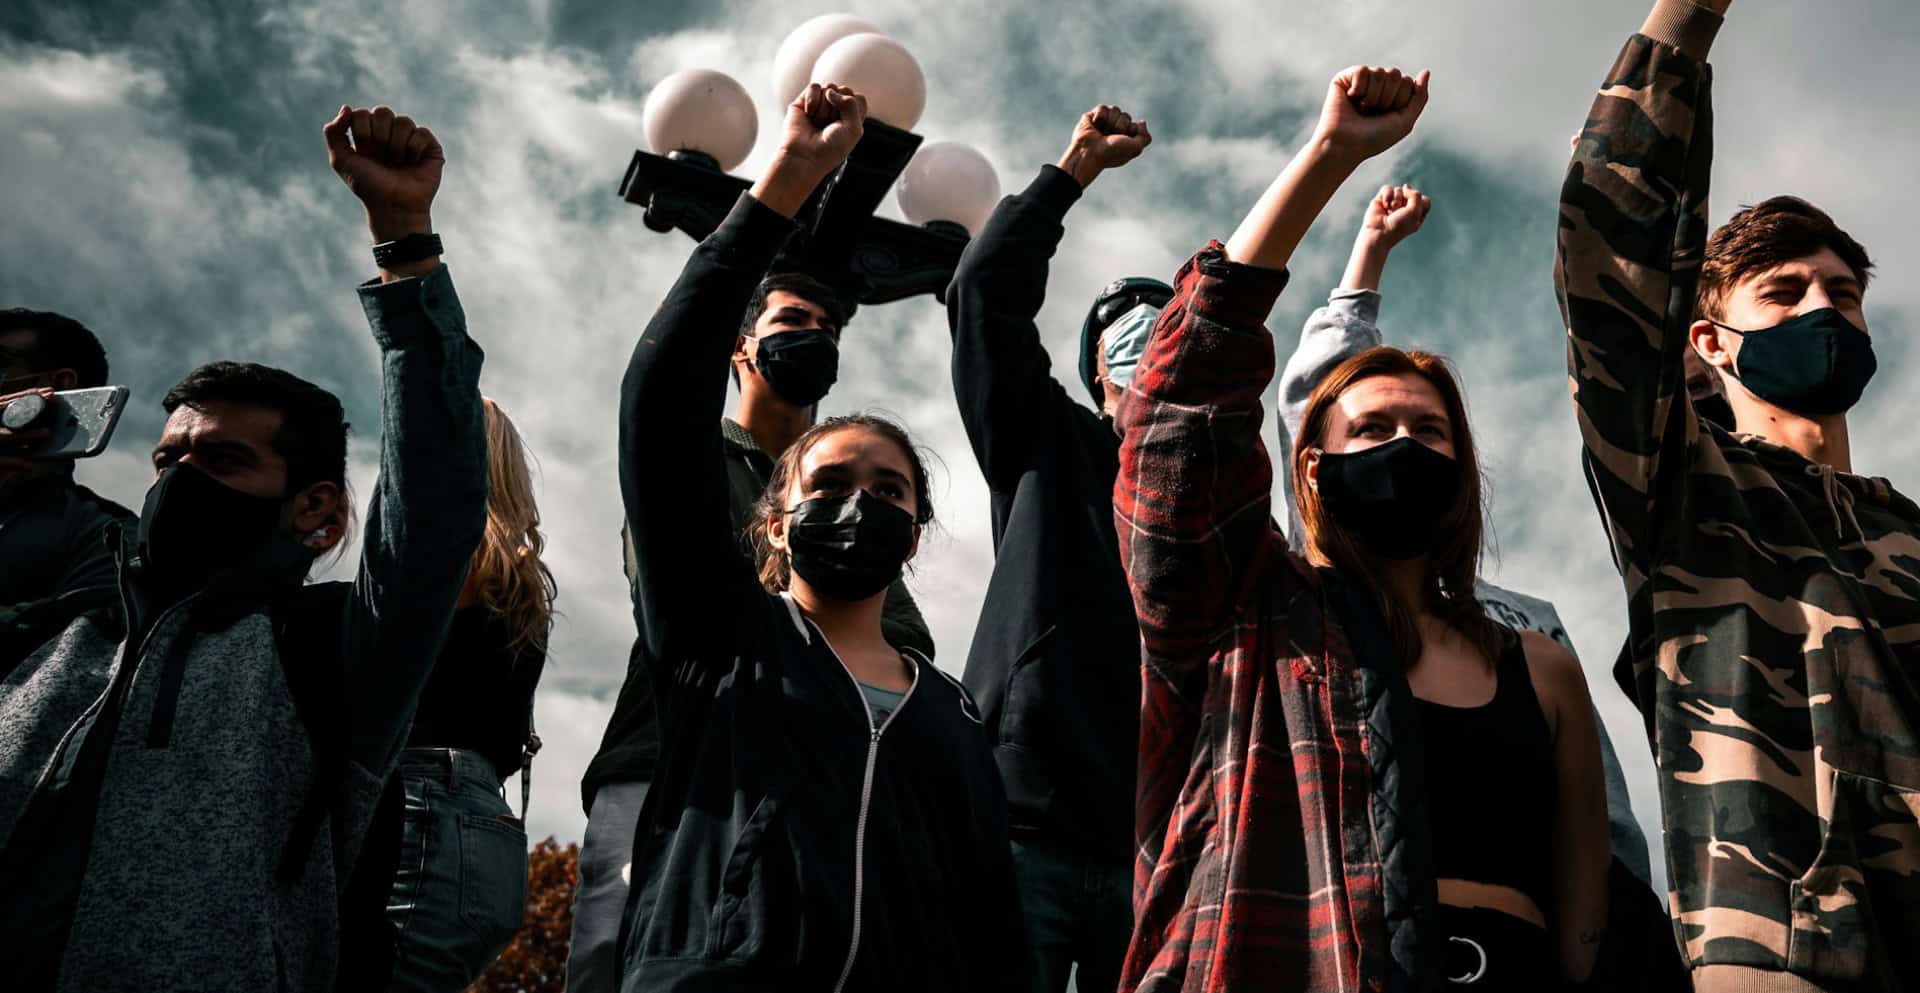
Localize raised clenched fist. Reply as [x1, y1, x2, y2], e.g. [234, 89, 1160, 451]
[324, 105, 444, 241]
[1058, 104, 1152, 187]
[777, 83, 868, 177]
[1363, 184, 1432, 245]
[1314, 66, 1430, 162]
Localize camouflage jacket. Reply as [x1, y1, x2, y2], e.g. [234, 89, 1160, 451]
[1556, 12, 1920, 988]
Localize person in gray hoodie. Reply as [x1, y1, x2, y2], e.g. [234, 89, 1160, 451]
[0, 102, 488, 993]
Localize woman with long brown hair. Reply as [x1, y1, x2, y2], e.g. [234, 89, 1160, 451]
[1112, 63, 1608, 993]
[383, 397, 556, 992]
[1293, 347, 1610, 989]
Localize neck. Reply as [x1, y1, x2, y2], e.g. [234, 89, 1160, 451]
[786, 577, 889, 651]
[1735, 395, 1853, 473]
[735, 385, 811, 458]
[1376, 556, 1432, 618]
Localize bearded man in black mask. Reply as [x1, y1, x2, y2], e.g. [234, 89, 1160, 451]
[0, 103, 487, 993]
[568, 197, 934, 993]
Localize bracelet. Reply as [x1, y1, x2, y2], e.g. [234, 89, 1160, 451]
[372, 233, 443, 269]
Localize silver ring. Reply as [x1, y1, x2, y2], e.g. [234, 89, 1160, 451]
[1446, 935, 1488, 984]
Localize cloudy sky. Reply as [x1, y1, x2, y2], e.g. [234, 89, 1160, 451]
[7, 0, 1918, 893]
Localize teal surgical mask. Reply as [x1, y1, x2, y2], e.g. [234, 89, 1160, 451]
[1100, 302, 1161, 390]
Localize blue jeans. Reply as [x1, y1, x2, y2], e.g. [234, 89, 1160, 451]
[565, 780, 650, 993]
[1010, 836, 1133, 993]
[385, 748, 529, 993]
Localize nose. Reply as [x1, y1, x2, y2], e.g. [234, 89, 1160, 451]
[1799, 283, 1837, 314]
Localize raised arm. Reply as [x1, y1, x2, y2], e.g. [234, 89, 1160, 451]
[619, 85, 864, 664]
[946, 105, 1150, 486]
[1554, 0, 1727, 583]
[1115, 66, 1427, 671]
[1277, 184, 1429, 548]
[323, 106, 490, 771]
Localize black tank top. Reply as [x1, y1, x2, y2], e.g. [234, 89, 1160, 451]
[1416, 626, 1556, 913]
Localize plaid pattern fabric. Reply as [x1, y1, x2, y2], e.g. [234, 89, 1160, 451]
[1113, 244, 1390, 993]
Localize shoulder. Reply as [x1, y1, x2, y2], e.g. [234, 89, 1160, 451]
[1516, 628, 1592, 730]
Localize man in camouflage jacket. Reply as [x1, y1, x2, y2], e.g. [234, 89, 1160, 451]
[1556, 1, 1920, 990]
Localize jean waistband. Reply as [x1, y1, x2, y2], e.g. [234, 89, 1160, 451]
[399, 747, 502, 793]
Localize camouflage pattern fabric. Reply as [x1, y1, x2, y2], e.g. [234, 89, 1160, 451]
[1555, 28, 1920, 990]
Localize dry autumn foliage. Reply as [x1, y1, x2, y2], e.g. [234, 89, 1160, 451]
[469, 837, 579, 993]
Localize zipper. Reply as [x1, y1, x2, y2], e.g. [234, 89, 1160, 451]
[18, 542, 196, 801]
[812, 619, 919, 993]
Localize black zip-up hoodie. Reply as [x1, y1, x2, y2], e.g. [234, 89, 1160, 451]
[615, 193, 1025, 993]
[943, 166, 1139, 864]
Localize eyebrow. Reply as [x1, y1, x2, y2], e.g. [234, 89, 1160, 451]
[153, 439, 261, 465]
[806, 460, 912, 488]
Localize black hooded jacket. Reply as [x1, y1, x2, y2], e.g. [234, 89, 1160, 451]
[942, 166, 1140, 863]
[615, 193, 1024, 992]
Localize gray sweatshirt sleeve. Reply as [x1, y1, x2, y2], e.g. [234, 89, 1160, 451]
[344, 265, 489, 773]
[1278, 288, 1383, 550]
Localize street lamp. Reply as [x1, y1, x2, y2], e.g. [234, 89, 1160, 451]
[618, 19, 1001, 306]
[771, 13, 880, 107]
[810, 33, 926, 131]
[641, 68, 757, 172]
[898, 142, 1001, 237]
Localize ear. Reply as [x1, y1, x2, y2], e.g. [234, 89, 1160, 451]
[50, 368, 80, 390]
[1689, 318, 1736, 371]
[1303, 448, 1322, 492]
[288, 480, 346, 553]
[732, 334, 758, 380]
[765, 506, 789, 553]
[904, 523, 922, 565]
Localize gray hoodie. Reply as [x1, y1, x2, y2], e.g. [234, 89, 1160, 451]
[0, 265, 487, 992]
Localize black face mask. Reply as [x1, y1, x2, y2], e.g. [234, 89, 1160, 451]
[751, 329, 840, 407]
[785, 489, 916, 602]
[1315, 437, 1462, 561]
[137, 462, 287, 588]
[1713, 308, 1877, 416]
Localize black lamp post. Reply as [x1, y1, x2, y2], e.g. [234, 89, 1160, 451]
[620, 118, 972, 306]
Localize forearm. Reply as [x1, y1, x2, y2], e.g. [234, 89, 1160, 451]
[1339, 230, 1392, 291]
[619, 194, 796, 531]
[366, 207, 440, 283]
[748, 153, 835, 219]
[948, 166, 1080, 481]
[1556, 10, 1721, 565]
[619, 194, 793, 656]
[347, 267, 489, 768]
[1224, 138, 1362, 271]
[1115, 246, 1289, 665]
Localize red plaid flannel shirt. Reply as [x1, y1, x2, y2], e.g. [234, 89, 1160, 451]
[1113, 243, 1389, 993]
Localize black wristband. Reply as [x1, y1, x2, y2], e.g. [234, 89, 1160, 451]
[372, 232, 443, 269]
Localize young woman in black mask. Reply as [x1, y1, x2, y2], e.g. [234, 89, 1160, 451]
[614, 82, 1023, 993]
[1293, 346, 1610, 990]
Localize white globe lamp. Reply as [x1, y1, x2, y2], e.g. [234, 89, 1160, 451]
[641, 68, 758, 172]
[809, 33, 926, 130]
[772, 14, 882, 107]
[896, 141, 1000, 236]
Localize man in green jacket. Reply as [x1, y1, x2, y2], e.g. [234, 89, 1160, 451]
[1558, 2, 1919, 990]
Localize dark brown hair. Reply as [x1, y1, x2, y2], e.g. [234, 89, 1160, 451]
[748, 414, 934, 593]
[1291, 346, 1501, 669]
[1698, 196, 1873, 321]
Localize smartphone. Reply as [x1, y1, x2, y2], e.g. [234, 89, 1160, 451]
[2, 386, 132, 460]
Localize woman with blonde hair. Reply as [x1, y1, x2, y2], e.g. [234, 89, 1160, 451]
[382, 397, 557, 992]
